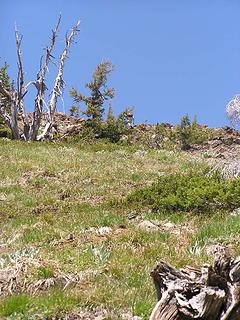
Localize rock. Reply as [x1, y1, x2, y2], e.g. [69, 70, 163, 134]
[122, 312, 142, 320]
[208, 140, 222, 148]
[137, 220, 159, 231]
[151, 220, 181, 235]
[230, 208, 240, 216]
[87, 226, 112, 236]
[0, 193, 7, 201]
[94, 316, 105, 320]
[127, 212, 139, 220]
[120, 135, 128, 142]
[234, 137, 240, 144]
[66, 309, 142, 320]
[97, 227, 112, 236]
[134, 150, 147, 157]
[162, 222, 175, 229]
[205, 243, 229, 256]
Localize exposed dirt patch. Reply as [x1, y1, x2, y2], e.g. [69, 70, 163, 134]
[31, 204, 59, 216]
[78, 195, 106, 206]
[55, 307, 142, 320]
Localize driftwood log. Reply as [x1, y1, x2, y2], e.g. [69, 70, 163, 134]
[150, 248, 240, 320]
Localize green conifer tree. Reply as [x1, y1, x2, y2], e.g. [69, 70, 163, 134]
[70, 61, 115, 126]
[0, 63, 11, 126]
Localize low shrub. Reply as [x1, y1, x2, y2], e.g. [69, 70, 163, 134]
[127, 171, 240, 213]
[0, 127, 12, 139]
[68, 117, 131, 143]
[99, 120, 131, 143]
[176, 115, 209, 150]
[154, 123, 177, 149]
[153, 117, 213, 151]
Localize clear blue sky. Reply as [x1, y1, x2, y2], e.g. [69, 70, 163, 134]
[1, 0, 240, 126]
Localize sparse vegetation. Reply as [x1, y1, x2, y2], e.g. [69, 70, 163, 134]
[176, 115, 209, 150]
[1, 138, 240, 319]
[0, 127, 12, 138]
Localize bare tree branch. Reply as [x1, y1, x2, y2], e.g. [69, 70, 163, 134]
[226, 95, 240, 127]
[37, 19, 80, 140]
[29, 15, 62, 140]
[15, 26, 29, 139]
[0, 16, 79, 141]
[40, 15, 61, 80]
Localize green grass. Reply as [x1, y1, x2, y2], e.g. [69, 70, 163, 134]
[0, 290, 80, 318]
[190, 213, 240, 250]
[0, 139, 239, 319]
[0, 295, 29, 317]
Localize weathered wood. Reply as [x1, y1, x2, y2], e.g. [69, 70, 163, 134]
[0, 16, 80, 141]
[15, 26, 29, 140]
[150, 248, 240, 320]
[37, 20, 80, 140]
[29, 15, 62, 141]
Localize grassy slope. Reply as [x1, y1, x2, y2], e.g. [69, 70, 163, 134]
[0, 139, 240, 319]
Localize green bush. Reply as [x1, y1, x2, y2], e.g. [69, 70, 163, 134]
[0, 127, 12, 139]
[99, 121, 122, 142]
[153, 117, 211, 151]
[99, 120, 131, 143]
[154, 123, 177, 149]
[71, 115, 131, 143]
[176, 115, 209, 150]
[127, 172, 240, 213]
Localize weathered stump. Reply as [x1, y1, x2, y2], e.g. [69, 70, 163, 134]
[150, 248, 240, 320]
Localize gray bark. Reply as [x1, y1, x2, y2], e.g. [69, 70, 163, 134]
[37, 20, 80, 140]
[150, 249, 240, 320]
[0, 16, 80, 141]
[29, 15, 62, 141]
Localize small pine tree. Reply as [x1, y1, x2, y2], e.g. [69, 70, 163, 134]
[69, 105, 79, 117]
[177, 114, 191, 150]
[0, 63, 11, 126]
[70, 61, 115, 125]
[0, 63, 11, 89]
[106, 104, 115, 123]
[177, 115, 208, 149]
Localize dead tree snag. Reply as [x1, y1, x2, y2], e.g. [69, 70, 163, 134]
[0, 16, 80, 141]
[150, 248, 240, 320]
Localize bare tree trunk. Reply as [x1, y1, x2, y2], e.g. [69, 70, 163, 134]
[28, 16, 62, 141]
[150, 248, 240, 320]
[15, 27, 29, 140]
[10, 98, 20, 139]
[0, 16, 80, 141]
[37, 20, 80, 140]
